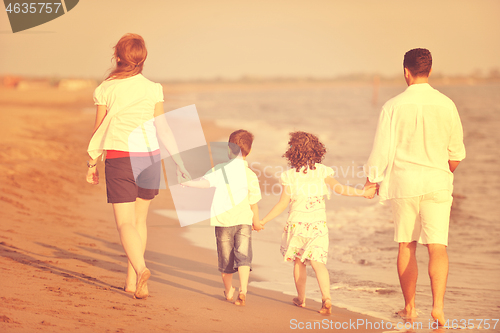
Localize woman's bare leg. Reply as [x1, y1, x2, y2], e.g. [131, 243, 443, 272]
[112, 202, 147, 287]
[124, 198, 151, 291]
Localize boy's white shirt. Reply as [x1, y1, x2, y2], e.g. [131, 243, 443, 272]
[203, 158, 261, 227]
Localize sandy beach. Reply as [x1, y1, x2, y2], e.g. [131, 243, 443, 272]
[0, 85, 388, 333]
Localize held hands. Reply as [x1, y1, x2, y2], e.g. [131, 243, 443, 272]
[86, 167, 99, 185]
[363, 178, 379, 199]
[252, 220, 265, 232]
[363, 185, 378, 199]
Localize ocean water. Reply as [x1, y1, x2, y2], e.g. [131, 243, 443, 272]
[159, 82, 500, 331]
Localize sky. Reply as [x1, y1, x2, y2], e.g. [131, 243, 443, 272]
[1, 0, 499, 81]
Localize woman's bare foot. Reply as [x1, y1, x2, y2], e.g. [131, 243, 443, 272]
[431, 308, 445, 326]
[125, 274, 137, 293]
[124, 285, 135, 293]
[130, 283, 147, 295]
[134, 268, 151, 299]
[292, 297, 306, 308]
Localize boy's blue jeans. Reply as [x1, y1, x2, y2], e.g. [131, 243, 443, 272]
[215, 225, 252, 274]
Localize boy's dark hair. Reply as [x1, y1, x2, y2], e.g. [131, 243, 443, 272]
[403, 48, 432, 78]
[229, 129, 254, 157]
[283, 131, 326, 173]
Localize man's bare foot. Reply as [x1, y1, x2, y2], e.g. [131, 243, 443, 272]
[396, 308, 418, 319]
[134, 268, 151, 299]
[431, 308, 445, 326]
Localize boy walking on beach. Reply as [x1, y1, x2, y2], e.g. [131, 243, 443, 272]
[182, 130, 261, 305]
[364, 48, 466, 325]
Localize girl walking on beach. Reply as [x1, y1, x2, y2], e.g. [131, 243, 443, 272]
[256, 131, 376, 314]
[86, 33, 190, 299]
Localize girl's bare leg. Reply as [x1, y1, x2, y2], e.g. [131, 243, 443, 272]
[294, 258, 307, 304]
[311, 260, 331, 314]
[310, 260, 331, 301]
[124, 198, 151, 291]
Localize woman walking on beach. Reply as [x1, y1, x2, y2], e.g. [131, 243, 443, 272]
[86, 33, 190, 299]
[256, 131, 376, 314]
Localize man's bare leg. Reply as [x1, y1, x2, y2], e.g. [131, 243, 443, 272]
[426, 243, 448, 326]
[397, 241, 418, 318]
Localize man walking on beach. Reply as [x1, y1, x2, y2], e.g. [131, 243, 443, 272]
[364, 48, 466, 325]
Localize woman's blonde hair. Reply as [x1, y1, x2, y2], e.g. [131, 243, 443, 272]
[107, 33, 147, 80]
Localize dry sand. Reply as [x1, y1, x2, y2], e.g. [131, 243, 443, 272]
[0, 86, 385, 332]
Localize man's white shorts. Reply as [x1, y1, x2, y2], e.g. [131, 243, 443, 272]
[391, 189, 453, 246]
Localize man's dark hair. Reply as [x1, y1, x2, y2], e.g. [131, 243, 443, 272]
[403, 48, 432, 77]
[229, 129, 254, 157]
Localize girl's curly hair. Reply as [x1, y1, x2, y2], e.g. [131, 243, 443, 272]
[282, 131, 326, 173]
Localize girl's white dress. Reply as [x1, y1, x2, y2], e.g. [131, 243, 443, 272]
[280, 164, 334, 265]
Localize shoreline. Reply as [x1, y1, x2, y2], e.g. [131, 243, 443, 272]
[171, 195, 397, 325]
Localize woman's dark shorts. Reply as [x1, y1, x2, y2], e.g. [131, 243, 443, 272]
[105, 155, 161, 204]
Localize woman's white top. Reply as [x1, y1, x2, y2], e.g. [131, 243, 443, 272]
[87, 74, 164, 159]
[280, 164, 334, 223]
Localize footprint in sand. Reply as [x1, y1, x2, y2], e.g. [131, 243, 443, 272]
[40, 320, 55, 326]
[63, 278, 80, 282]
[0, 315, 13, 323]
